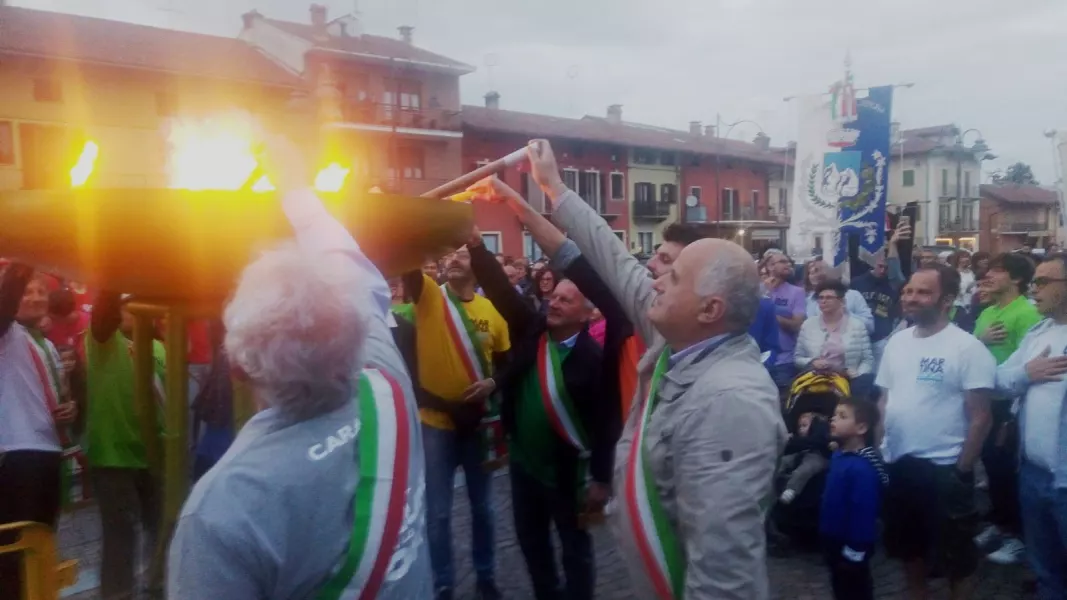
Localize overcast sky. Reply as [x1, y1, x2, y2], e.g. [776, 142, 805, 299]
[17, 0, 1067, 183]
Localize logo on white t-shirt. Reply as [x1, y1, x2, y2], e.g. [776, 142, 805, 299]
[917, 357, 946, 383]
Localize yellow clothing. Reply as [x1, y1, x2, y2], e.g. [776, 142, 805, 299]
[414, 274, 510, 429]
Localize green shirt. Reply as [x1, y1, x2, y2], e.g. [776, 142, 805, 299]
[509, 345, 572, 487]
[392, 303, 415, 324]
[84, 332, 166, 468]
[974, 295, 1042, 364]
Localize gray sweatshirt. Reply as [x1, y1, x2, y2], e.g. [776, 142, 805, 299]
[167, 189, 431, 599]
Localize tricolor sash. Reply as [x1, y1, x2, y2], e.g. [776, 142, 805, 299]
[437, 285, 506, 470]
[438, 285, 489, 384]
[316, 368, 412, 600]
[536, 333, 589, 453]
[623, 349, 684, 599]
[536, 333, 596, 517]
[26, 332, 91, 507]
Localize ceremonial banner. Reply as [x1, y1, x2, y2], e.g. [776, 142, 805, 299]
[788, 72, 893, 265]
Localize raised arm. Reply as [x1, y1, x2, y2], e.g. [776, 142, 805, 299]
[526, 140, 657, 346]
[469, 175, 632, 333]
[0, 263, 33, 338]
[90, 290, 123, 344]
[468, 233, 539, 339]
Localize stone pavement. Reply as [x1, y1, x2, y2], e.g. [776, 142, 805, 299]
[57, 468, 1034, 599]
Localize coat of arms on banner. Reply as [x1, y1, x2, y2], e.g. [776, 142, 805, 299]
[788, 61, 893, 265]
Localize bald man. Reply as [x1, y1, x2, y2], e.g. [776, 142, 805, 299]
[528, 140, 787, 599]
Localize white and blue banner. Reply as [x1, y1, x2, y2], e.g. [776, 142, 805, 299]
[787, 77, 893, 265]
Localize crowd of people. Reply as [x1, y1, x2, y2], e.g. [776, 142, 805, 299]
[0, 135, 1065, 600]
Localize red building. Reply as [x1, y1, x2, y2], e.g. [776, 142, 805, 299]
[462, 95, 790, 257]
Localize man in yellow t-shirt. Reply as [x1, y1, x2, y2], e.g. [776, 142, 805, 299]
[402, 245, 509, 600]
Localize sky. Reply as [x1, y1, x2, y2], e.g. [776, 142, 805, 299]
[16, 0, 1067, 183]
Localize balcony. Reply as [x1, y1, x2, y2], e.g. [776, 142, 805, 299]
[997, 220, 1051, 235]
[938, 217, 979, 233]
[686, 206, 708, 222]
[633, 200, 671, 220]
[336, 102, 463, 137]
[380, 177, 452, 197]
[718, 207, 775, 222]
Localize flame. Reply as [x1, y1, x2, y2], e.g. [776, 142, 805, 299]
[70, 141, 99, 187]
[165, 114, 260, 190]
[314, 163, 350, 192]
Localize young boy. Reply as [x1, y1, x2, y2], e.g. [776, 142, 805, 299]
[819, 398, 888, 600]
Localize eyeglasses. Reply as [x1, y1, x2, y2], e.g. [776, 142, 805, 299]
[1032, 277, 1067, 288]
[816, 295, 842, 301]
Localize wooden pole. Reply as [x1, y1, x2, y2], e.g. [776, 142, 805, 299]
[421, 147, 529, 199]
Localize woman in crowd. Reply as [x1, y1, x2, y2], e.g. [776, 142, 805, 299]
[795, 280, 874, 398]
[531, 267, 560, 314]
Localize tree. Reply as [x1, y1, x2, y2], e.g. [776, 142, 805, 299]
[991, 162, 1039, 185]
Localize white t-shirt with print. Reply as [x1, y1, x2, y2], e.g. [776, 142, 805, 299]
[876, 323, 996, 465]
[0, 323, 62, 453]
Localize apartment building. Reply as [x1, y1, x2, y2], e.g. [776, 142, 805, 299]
[979, 183, 1060, 253]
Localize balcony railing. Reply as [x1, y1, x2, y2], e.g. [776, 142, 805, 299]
[686, 206, 708, 222]
[633, 200, 671, 219]
[720, 207, 774, 221]
[380, 177, 453, 197]
[998, 220, 1051, 233]
[938, 218, 979, 232]
[340, 101, 462, 133]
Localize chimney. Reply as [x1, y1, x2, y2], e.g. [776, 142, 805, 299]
[704, 125, 716, 137]
[689, 121, 702, 135]
[240, 9, 261, 29]
[606, 104, 622, 125]
[484, 91, 500, 110]
[309, 4, 328, 29]
[398, 25, 414, 45]
[753, 132, 771, 150]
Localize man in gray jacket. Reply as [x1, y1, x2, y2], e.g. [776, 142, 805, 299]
[526, 139, 787, 599]
[168, 138, 431, 599]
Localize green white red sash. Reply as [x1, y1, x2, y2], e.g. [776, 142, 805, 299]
[623, 349, 684, 599]
[316, 367, 412, 600]
[26, 332, 91, 506]
[438, 284, 488, 384]
[536, 333, 589, 453]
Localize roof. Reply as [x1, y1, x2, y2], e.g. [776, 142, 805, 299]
[980, 183, 1059, 206]
[461, 105, 789, 166]
[261, 17, 474, 74]
[0, 6, 301, 87]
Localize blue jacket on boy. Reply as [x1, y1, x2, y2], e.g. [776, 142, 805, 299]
[819, 447, 888, 552]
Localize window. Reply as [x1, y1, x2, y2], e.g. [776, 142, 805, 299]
[961, 203, 974, 230]
[388, 146, 424, 181]
[33, 79, 62, 103]
[385, 79, 421, 110]
[523, 232, 545, 261]
[633, 149, 656, 165]
[964, 171, 972, 198]
[480, 233, 501, 254]
[721, 188, 738, 219]
[777, 187, 788, 216]
[155, 92, 177, 117]
[338, 75, 369, 102]
[902, 169, 915, 187]
[638, 231, 654, 254]
[941, 169, 949, 196]
[579, 170, 602, 212]
[613, 231, 626, 245]
[689, 186, 702, 201]
[0, 121, 14, 165]
[660, 183, 677, 204]
[610, 172, 625, 199]
[751, 190, 760, 218]
[939, 201, 952, 226]
[562, 168, 579, 192]
[521, 172, 546, 213]
[634, 182, 656, 203]
[660, 152, 676, 166]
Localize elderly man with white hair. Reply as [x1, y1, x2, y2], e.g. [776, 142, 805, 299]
[526, 140, 787, 599]
[168, 140, 431, 599]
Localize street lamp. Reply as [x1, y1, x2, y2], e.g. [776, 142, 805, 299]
[710, 115, 767, 229]
[953, 128, 991, 235]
